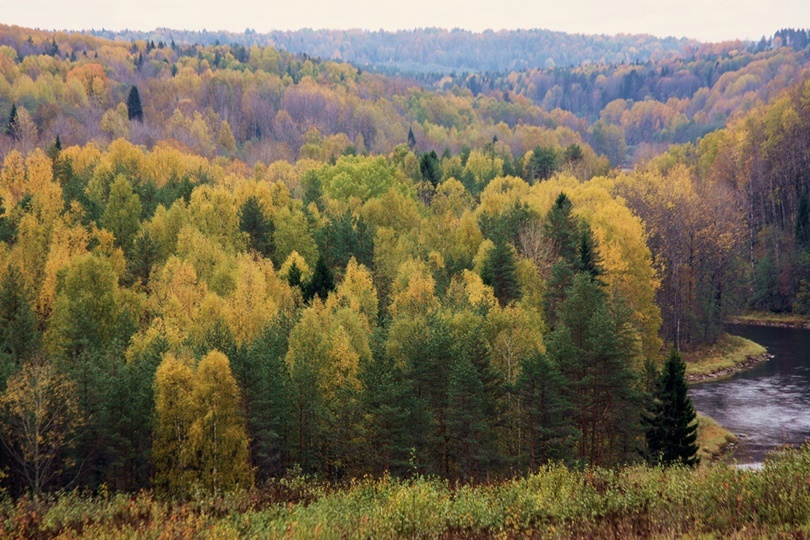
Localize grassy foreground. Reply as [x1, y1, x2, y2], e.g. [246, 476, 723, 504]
[683, 333, 767, 380]
[4, 446, 810, 539]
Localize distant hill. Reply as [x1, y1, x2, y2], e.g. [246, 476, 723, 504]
[90, 27, 698, 74]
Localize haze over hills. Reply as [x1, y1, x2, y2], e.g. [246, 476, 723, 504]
[91, 27, 698, 74]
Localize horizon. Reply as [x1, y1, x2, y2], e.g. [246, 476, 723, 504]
[3, 0, 808, 43]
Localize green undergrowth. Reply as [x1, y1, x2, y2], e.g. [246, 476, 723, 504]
[730, 311, 810, 328]
[683, 333, 767, 378]
[696, 412, 738, 463]
[5, 445, 810, 539]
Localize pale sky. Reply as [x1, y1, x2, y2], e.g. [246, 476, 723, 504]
[1, 0, 808, 42]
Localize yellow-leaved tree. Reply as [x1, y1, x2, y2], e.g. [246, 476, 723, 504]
[186, 350, 252, 494]
[152, 353, 196, 498]
[153, 350, 252, 497]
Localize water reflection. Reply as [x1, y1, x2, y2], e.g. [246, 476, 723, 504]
[688, 324, 810, 464]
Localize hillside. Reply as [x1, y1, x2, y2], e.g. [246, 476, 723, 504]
[0, 23, 809, 502]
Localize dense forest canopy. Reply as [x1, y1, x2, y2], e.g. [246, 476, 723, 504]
[0, 23, 808, 497]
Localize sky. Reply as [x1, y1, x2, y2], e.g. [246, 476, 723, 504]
[2, 0, 808, 42]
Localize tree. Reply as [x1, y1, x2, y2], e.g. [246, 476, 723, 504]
[304, 254, 336, 302]
[419, 150, 442, 187]
[217, 120, 237, 153]
[516, 352, 574, 469]
[47, 254, 123, 362]
[186, 350, 252, 493]
[563, 143, 584, 163]
[0, 265, 40, 387]
[152, 353, 196, 498]
[576, 223, 605, 284]
[481, 240, 521, 306]
[544, 193, 579, 264]
[5, 103, 18, 140]
[237, 325, 289, 479]
[446, 356, 489, 479]
[547, 273, 641, 467]
[126, 85, 143, 122]
[527, 146, 558, 182]
[645, 348, 699, 466]
[407, 126, 417, 150]
[0, 358, 81, 495]
[101, 175, 142, 255]
[239, 196, 274, 258]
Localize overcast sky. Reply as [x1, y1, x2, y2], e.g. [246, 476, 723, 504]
[2, 0, 808, 42]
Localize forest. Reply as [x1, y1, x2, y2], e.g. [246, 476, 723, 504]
[0, 22, 810, 532]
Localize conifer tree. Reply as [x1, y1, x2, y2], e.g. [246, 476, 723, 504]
[239, 196, 274, 258]
[544, 193, 579, 264]
[304, 255, 336, 302]
[646, 348, 699, 466]
[419, 150, 442, 187]
[527, 145, 558, 182]
[407, 126, 417, 150]
[577, 222, 606, 284]
[547, 273, 641, 466]
[0, 266, 40, 378]
[286, 261, 303, 289]
[447, 356, 489, 478]
[359, 331, 421, 476]
[517, 352, 574, 469]
[481, 240, 521, 306]
[126, 86, 143, 122]
[5, 103, 17, 140]
[238, 325, 290, 478]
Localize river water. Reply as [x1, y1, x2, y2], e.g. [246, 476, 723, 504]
[688, 323, 810, 464]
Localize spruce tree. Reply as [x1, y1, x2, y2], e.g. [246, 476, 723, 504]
[547, 273, 641, 467]
[446, 356, 489, 479]
[577, 223, 606, 284]
[419, 150, 442, 187]
[5, 103, 18, 140]
[407, 126, 417, 150]
[516, 352, 574, 469]
[481, 240, 521, 306]
[126, 86, 144, 122]
[544, 193, 579, 264]
[234, 325, 290, 479]
[239, 196, 274, 258]
[646, 348, 699, 466]
[304, 255, 335, 302]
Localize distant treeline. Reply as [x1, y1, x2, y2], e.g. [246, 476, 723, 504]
[92, 27, 696, 73]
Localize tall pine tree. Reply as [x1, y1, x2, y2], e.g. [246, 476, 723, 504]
[646, 348, 699, 466]
[481, 240, 521, 306]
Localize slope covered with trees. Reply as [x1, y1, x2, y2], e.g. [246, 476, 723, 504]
[0, 23, 808, 498]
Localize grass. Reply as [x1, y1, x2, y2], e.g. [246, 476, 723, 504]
[696, 412, 738, 463]
[729, 311, 810, 328]
[682, 333, 767, 379]
[6, 445, 810, 538]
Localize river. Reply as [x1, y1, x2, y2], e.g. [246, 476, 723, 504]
[688, 323, 810, 464]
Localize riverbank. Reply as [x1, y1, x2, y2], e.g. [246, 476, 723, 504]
[683, 333, 769, 382]
[696, 412, 738, 463]
[727, 311, 810, 329]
